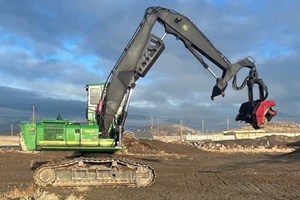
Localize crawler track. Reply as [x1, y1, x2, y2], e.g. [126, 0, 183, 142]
[33, 157, 155, 187]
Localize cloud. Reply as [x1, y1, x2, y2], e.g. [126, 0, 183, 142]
[0, 86, 85, 126]
[0, 0, 299, 131]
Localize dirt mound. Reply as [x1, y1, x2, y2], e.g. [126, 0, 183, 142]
[119, 136, 201, 156]
[120, 137, 162, 154]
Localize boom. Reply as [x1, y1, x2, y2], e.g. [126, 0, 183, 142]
[99, 6, 276, 137]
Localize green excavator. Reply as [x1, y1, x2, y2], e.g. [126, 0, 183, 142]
[20, 6, 276, 187]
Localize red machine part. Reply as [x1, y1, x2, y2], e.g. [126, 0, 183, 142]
[252, 100, 277, 129]
[96, 100, 103, 115]
[236, 99, 277, 129]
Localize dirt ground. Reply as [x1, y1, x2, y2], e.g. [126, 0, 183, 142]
[0, 137, 300, 200]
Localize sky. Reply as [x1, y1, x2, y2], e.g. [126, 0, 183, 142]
[0, 0, 299, 132]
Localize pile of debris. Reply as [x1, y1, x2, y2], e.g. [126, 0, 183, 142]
[184, 141, 293, 154]
[118, 134, 165, 155]
[234, 121, 300, 133]
[183, 135, 300, 154]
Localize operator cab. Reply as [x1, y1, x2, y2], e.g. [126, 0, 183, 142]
[86, 83, 105, 125]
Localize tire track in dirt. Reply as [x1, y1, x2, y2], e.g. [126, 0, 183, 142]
[253, 174, 300, 198]
[194, 171, 227, 191]
[213, 170, 300, 199]
[183, 172, 190, 190]
[213, 173, 228, 190]
[194, 170, 277, 198]
[231, 175, 268, 196]
[192, 167, 204, 187]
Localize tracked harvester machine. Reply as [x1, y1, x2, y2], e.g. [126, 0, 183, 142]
[21, 84, 155, 187]
[20, 6, 276, 187]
